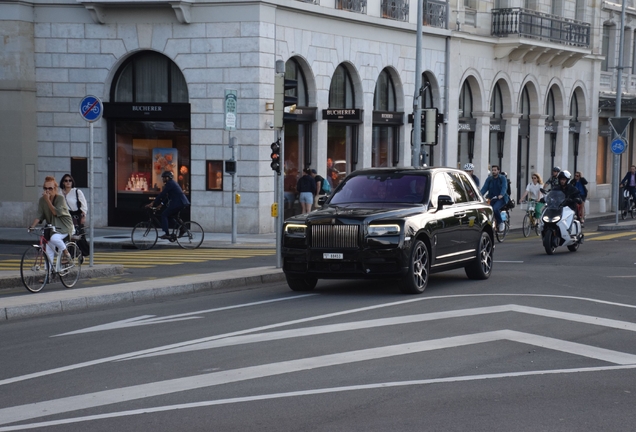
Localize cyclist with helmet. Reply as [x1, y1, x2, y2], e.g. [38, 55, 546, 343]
[554, 170, 581, 213]
[544, 166, 561, 191]
[463, 162, 480, 187]
[146, 171, 190, 239]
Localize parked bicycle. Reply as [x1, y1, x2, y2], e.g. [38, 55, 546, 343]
[521, 199, 541, 237]
[620, 187, 636, 220]
[21, 225, 82, 293]
[131, 206, 204, 250]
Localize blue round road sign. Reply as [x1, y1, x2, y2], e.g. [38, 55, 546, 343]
[79, 95, 103, 122]
[611, 138, 627, 155]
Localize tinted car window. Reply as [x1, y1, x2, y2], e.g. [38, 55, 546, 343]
[457, 172, 479, 202]
[430, 173, 451, 208]
[329, 174, 429, 204]
[447, 172, 469, 204]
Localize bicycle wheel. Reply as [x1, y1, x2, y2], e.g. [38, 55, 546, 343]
[176, 221, 204, 249]
[20, 246, 50, 293]
[60, 242, 82, 288]
[522, 214, 531, 237]
[131, 221, 158, 250]
[495, 219, 509, 243]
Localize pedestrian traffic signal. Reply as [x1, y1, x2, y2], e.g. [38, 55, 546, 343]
[270, 139, 281, 173]
[274, 75, 298, 128]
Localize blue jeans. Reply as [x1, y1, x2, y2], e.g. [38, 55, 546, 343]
[491, 198, 505, 225]
[161, 205, 186, 235]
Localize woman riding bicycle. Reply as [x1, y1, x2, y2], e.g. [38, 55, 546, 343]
[520, 172, 545, 220]
[28, 176, 73, 266]
[146, 171, 190, 240]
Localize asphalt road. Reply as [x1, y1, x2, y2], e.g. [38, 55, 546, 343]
[1, 220, 636, 431]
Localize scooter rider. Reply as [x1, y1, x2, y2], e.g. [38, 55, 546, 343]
[554, 170, 582, 214]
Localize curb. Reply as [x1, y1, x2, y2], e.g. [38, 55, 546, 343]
[0, 266, 285, 322]
[0, 239, 276, 250]
[0, 265, 125, 290]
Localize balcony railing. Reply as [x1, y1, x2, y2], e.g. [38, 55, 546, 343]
[381, 0, 409, 22]
[297, 0, 319, 3]
[336, 0, 367, 14]
[492, 8, 590, 48]
[424, 0, 447, 29]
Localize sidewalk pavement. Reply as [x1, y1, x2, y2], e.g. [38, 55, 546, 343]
[1, 210, 634, 322]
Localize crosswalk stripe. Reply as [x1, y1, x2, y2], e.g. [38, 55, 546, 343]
[587, 232, 636, 241]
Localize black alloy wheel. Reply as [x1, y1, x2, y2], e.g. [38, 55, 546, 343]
[400, 239, 430, 294]
[465, 231, 493, 280]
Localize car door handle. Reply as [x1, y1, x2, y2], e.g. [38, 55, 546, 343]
[454, 212, 466, 218]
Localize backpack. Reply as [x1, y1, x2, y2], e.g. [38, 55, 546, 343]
[322, 178, 332, 194]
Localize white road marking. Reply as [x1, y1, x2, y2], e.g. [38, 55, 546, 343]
[1, 330, 636, 427]
[54, 295, 317, 336]
[3, 363, 636, 432]
[125, 304, 636, 359]
[4, 293, 636, 388]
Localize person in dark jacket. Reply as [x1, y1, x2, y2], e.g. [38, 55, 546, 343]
[296, 168, 316, 214]
[480, 165, 509, 232]
[544, 166, 561, 191]
[570, 171, 588, 225]
[146, 171, 190, 239]
[554, 170, 581, 213]
[620, 165, 636, 207]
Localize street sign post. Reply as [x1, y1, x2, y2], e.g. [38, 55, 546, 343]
[608, 116, 632, 223]
[79, 96, 103, 268]
[224, 90, 237, 132]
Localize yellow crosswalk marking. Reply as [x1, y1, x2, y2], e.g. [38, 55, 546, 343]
[0, 248, 275, 271]
[587, 232, 636, 241]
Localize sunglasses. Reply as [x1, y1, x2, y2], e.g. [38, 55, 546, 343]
[63, 179, 72, 182]
[43, 187, 54, 191]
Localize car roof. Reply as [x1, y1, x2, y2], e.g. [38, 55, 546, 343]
[348, 166, 465, 176]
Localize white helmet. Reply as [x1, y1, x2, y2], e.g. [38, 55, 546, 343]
[557, 170, 571, 181]
[463, 163, 474, 171]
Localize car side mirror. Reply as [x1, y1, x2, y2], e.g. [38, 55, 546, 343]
[437, 195, 454, 210]
[317, 196, 327, 206]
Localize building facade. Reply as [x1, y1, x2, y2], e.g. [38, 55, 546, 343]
[0, 0, 602, 232]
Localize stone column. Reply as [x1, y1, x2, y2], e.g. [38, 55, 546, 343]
[472, 111, 493, 184]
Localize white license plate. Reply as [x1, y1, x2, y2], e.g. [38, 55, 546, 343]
[323, 253, 343, 260]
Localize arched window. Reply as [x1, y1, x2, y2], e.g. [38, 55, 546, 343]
[286, 58, 308, 107]
[372, 69, 398, 167]
[329, 65, 355, 108]
[457, 80, 474, 168]
[489, 82, 505, 175]
[569, 92, 580, 173]
[545, 88, 557, 170]
[112, 52, 188, 103]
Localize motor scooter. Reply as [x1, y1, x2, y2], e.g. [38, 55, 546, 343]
[539, 189, 583, 255]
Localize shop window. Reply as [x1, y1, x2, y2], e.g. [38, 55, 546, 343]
[71, 157, 88, 188]
[206, 161, 224, 191]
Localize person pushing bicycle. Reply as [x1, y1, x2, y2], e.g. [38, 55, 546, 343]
[620, 165, 636, 210]
[146, 171, 190, 240]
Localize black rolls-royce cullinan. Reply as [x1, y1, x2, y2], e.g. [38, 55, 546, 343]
[282, 167, 495, 294]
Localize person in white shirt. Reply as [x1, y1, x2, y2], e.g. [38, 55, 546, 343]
[59, 174, 88, 234]
[520, 172, 544, 219]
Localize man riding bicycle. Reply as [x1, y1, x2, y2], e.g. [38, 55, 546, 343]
[480, 165, 509, 232]
[146, 171, 190, 239]
[620, 165, 636, 209]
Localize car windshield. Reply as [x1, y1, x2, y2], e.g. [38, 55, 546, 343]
[329, 174, 429, 205]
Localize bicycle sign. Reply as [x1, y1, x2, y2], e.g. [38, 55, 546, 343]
[611, 137, 627, 155]
[79, 95, 103, 122]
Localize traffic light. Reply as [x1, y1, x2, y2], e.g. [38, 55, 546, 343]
[270, 139, 281, 173]
[422, 108, 438, 145]
[274, 75, 298, 128]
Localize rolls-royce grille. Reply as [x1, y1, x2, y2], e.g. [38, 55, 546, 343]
[311, 224, 360, 249]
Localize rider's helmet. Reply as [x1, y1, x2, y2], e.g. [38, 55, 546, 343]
[557, 170, 571, 181]
[161, 171, 174, 180]
[552, 166, 561, 174]
[463, 163, 474, 171]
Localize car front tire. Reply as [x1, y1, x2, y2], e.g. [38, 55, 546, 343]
[285, 274, 318, 292]
[400, 239, 430, 294]
[465, 231, 493, 280]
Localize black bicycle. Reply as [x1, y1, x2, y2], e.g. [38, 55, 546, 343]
[620, 187, 636, 220]
[131, 206, 204, 250]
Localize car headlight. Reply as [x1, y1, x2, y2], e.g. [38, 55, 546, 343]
[368, 224, 400, 236]
[284, 223, 307, 237]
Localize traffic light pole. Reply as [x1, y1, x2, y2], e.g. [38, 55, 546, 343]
[275, 128, 284, 268]
[412, 0, 423, 167]
[230, 135, 237, 244]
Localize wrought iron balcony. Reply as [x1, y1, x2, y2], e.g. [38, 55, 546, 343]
[492, 8, 590, 48]
[382, 0, 409, 22]
[297, 0, 319, 3]
[424, 0, 447, 29]
[336, 0, 367, 14]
